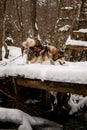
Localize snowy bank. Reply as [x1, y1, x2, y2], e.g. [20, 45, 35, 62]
[0, 107, 62, 130]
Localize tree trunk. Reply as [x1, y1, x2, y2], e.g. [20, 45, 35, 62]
[15, 0, 24, 43]
[28, 0, 38, 40]
[0, 0, 4, 60]
[0, 0, 9, 59]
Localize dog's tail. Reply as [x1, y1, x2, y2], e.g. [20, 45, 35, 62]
[39, 45, 48, 56]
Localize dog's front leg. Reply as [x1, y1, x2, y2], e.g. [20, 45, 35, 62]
[26, 54, 29, 64]
[50, 59, 55, 65]
[30, 57, 37, 63]
[21, 46, 25, 56]
[26, 56, 37, 64]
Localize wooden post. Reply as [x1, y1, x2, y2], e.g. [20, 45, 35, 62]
[12, 77, 20, 109]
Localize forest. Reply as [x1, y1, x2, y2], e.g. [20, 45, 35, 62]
[0, 0, 87, 130]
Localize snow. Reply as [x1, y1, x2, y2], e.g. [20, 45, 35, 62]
[69, 96, 87, 115]
[37, 0, 46, 6]
[58, 25, 71, 32]
[59, 17, 70, 20]
[74, 29, 87, 33]
[1, 46, 87, 84]
[0, 107, 62, 130]
[61, 7, 73, 10]
[66, 29, 87, 46]
[5, 36, 14, 44]
[66, 35, 87, 47]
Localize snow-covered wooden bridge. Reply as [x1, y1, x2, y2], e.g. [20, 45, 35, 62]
[1, 46, 87, 96]
[0, 61, 87, 96]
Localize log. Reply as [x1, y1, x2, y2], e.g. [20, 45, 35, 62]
[16, 77, 87, 96]
[66, 45, 87, 51]
[0, 107, 62, 130]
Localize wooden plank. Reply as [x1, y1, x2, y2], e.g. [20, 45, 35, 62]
[66, 45, 87, 50]
[16, 77, 87, 96]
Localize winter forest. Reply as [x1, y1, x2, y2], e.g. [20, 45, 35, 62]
[0, 0, 87, 130]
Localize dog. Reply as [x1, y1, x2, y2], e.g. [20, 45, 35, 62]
[22, 37, 65, 65]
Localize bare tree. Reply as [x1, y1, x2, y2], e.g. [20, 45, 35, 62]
[15, 0, 24, 42]
[3, 0, 10, 58]
[28, 0, 38, 40]
[0, 0, 5, 60]
[0, 0, 9, 59]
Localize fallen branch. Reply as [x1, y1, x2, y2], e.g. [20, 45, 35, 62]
[0, 89, 16, 101]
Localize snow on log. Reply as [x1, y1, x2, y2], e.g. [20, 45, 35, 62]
[0, 107, 62, 130]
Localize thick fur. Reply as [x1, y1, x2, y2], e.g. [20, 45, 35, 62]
[22, 38, 36, 48]
[22, 38, 65, 65]
[22, 38, 36, 55]
[47, 45, 59, 61]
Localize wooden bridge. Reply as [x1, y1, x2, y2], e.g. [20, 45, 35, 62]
[0, 63, 87, 109]
[15, 77, 87, 96]
[1, 75, 85, 96]
[0, 61, 87, 96]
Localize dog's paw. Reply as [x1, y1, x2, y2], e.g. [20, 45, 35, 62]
[59, 60, 65, 65]
[55, 58, 65, 65]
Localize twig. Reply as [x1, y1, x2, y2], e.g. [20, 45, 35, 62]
[0, 89, 16, 101]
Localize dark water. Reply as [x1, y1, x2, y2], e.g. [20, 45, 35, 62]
[0, 122, 18, 129]
[39, 110, 87, 130]
[63, 118, 87, 130]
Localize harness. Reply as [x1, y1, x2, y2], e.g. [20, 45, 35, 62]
[28, 45, 44, 57]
